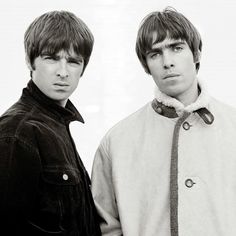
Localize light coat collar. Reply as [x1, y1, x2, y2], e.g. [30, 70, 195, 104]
[152, 80, 214, 124]
[154, 79, 210, 116]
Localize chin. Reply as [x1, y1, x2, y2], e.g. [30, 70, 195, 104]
[163, 89, 182, 98]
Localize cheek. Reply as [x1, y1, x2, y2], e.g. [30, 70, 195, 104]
[36, 64, 53, 77]
[78, 69, 83, 77]
[147, 61, 161, 76]
[183, 54, 196, 69]
[70, 69, 82, 85]
[185, 60, 197, 75]
[70, 65, 83, 76]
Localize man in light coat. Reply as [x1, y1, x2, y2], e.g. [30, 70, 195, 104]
[91, 7, 236, 236]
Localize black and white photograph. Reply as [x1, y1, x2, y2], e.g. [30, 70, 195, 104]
[0, 0, 236, 235]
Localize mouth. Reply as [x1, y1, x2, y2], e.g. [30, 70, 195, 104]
[54, 83, 69, 87]
[163, 74, 180, 80]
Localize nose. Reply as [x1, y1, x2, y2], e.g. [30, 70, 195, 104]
[162, 50, 174, 69]
[56, 60, 69, 78]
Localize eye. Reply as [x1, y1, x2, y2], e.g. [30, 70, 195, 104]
[67, 58, 84, 66]
[68, 59, 81, 65]
[43, 55, 57, 61]
[148, 52, 161, 60]
[173, 45, 183, 52]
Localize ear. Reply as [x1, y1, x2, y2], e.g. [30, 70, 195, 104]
[25, 56, 34, 71]
[194, 50, 201, 63]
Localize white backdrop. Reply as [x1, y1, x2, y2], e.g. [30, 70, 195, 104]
[1, 0, 236, 174]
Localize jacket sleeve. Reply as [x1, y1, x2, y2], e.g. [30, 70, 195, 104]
[0, 136, 41, 229]
[91, 140, 123, 236]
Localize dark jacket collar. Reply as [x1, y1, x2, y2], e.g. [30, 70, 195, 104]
[21, 79, 84, 124]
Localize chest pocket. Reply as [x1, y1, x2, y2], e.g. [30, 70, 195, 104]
[29, 167, 82, 234]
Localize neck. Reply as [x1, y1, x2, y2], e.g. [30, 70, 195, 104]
[176, 79, 199, 106]
[57, 99, 67, 107]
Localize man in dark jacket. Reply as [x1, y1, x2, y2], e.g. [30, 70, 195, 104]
[0, 10, 101, 235]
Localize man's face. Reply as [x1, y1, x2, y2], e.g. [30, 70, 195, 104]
[146, 36, 199, 103]
[32, 49, 84, 107]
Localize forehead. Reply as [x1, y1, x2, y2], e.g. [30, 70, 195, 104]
[151, 33, 187, 49]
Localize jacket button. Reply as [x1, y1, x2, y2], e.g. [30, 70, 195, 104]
[156, 106, 163, 114]
[182, 121, 191, 130]
[185, 178, 195, 188]
[62, 174, 68, 180]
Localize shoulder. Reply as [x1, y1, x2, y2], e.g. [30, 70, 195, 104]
[0, 100, 44, 145]
[209, 97, 236, 116]
[99, 102, 154, 146]
[109, 102, 151, 131]
[209, 97, 236, 126]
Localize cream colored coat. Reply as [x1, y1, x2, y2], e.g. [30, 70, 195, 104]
[91, 83, 236, 236]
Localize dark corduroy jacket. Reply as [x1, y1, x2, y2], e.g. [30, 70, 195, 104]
[0, 80, 101, 235]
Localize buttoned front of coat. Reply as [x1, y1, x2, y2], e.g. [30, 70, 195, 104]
[91, 82, 236, 236]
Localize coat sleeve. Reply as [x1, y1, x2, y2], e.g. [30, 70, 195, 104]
[91, 140, 123, 236]
[0, 136, 41, 229]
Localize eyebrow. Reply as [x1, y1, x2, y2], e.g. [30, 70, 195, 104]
[146, 41, 186, 55]
[71, 55, 83, 60]
[41, 52, 83, 61]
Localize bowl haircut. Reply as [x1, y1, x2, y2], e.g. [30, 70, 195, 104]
[24, 10, 94, 76]
[136, 7, 202, 74]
